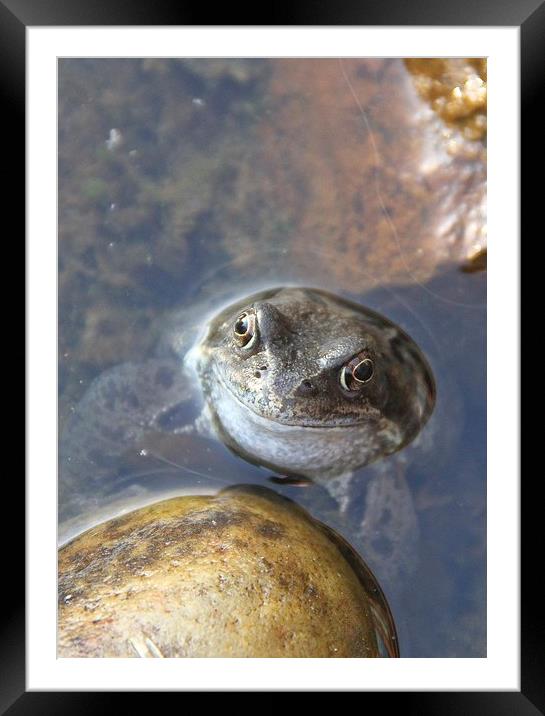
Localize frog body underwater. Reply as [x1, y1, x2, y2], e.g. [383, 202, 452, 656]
[59, 285, 435, 578]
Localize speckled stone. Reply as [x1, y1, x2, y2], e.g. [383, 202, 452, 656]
[58, 485, 396, 658]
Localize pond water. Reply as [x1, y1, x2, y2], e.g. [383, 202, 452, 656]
[58, 58, 486, 657]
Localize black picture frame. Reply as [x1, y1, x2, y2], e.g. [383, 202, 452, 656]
[12, 0, 533, 710]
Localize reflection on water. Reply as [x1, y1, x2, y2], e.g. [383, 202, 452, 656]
[58, 58, 486, 657]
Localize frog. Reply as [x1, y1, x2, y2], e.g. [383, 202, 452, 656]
[59, 284, 435, 589]
[191, 287, 435, 481]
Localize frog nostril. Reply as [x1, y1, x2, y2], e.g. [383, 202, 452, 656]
[296, 379, 317, 396]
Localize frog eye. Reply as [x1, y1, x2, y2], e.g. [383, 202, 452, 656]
[233, 311, 258, 349]
[340, 356, 374, 392]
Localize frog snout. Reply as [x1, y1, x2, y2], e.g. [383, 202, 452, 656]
[256, 302, 293, 345]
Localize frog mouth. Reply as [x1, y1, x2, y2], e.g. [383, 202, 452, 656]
[212, 367, 380, 429]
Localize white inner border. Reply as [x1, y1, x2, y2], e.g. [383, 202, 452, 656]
[27, 27, 519, 691]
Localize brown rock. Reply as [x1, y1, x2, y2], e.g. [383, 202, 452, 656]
[58, 485, 398, 658]
[231, 58, 487, 288]
[405, 58, 487, 141]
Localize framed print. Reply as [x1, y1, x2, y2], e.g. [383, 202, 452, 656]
[14, 0, 533, 709]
